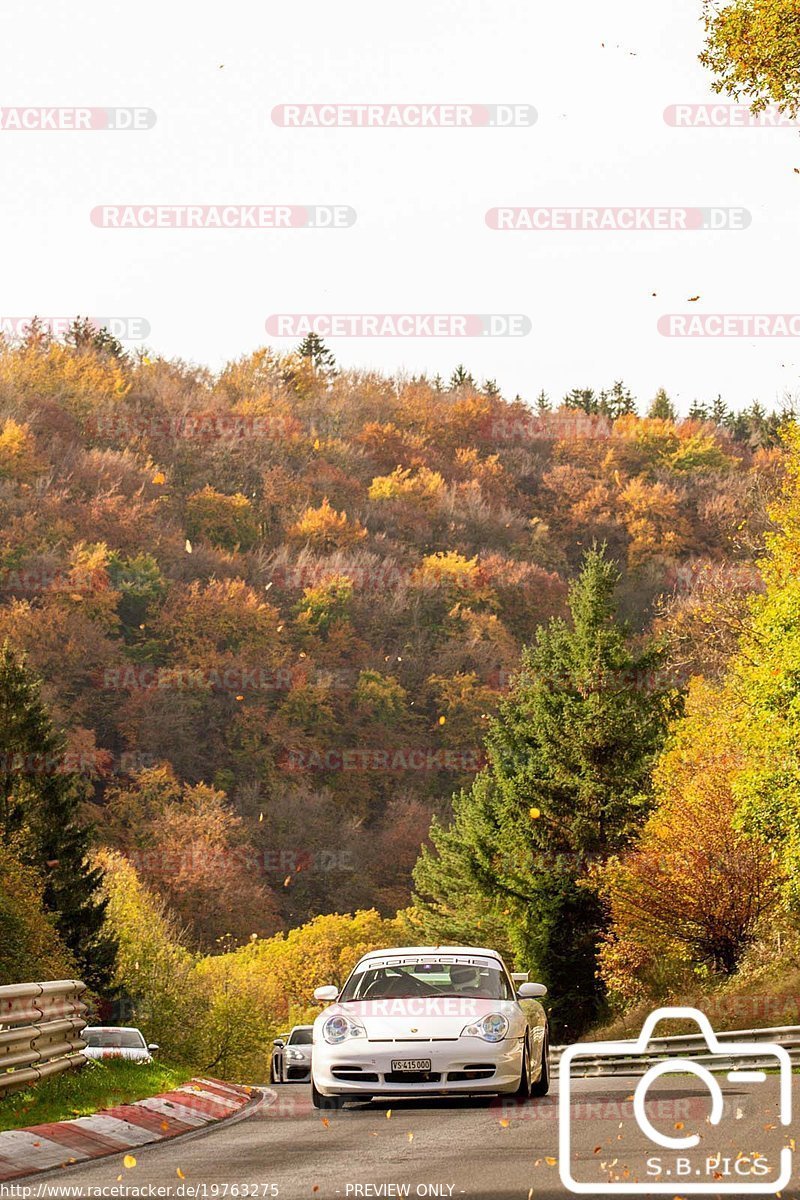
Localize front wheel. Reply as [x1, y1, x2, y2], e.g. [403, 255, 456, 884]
[311, 1076, 345, 1109]
[530, 1032, 550, 1097]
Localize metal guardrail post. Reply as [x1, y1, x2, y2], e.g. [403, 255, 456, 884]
[0, 980, 88, 1094]
[551, 1023, 800, 1076]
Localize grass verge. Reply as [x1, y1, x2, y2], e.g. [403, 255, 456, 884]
[0, 1058, 196, 1132]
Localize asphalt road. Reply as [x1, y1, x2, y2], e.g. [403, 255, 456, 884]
[25, 1075, 800, 1200]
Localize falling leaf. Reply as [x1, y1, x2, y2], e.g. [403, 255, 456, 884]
[438, 715, 446, 725]
[152, 472, 166, 485]
[736, 1106, 744, 1119]
[177, 1169, 185, 1180]
[123, 1155, 137, 1169]
[321, 1117, 330, 1128]
[674, 1122, 684, 1130]
[499, 1118, 510, 1128]
[688, 296, 701, 303]
[594, 1145, 602, 1154]
[161, 1121, 169, 1132]
[117, 1176, 123, 1182]
[185, 539, 193, 553]
[545, 1157, 557, 1166]
[235, 694, 244, 701]
[283, 874, 292, 887]
[529, 807, 541, 819]
[69, 594, 84, 602]
[407, 1131, 414, 1142]
[794, 168, 799, 173]
[386, 1109, 392, 1119]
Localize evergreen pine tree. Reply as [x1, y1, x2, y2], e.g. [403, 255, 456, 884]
[413, 549, 677, 1036]
[296, 332, 336, 374]
[0, 643, 116, 989]
[449, 365, 475, 389]
[647, 388, 677, 421]
[688, 399, 710, 421]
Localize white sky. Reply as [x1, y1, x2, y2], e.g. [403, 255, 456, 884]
[2, 0, 799, 413]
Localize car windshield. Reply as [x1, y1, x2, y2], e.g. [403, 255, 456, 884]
[85, 1029, 146, 1049]
[339, 957, 514, 1002]
[288, 1028, 313, 1045]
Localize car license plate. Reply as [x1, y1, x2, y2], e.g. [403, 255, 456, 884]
[391, 1058, 432, 1072]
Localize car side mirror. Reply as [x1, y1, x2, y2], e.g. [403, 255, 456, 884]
[517, 982, 548, 999]
[147, 1044, 159, 1052]
[272, 1038, 285, 1047]
[314, 985, 339, 1002]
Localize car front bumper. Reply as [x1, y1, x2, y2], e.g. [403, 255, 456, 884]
[312, 1037, 524, 1096]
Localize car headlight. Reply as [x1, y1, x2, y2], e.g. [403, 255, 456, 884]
[322, 1015, 367, 1045]
[286, 1048, 305, 1060]
[460, 1014, 509, 1042]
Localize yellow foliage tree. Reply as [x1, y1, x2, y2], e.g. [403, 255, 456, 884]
[287, 497, 366, 551]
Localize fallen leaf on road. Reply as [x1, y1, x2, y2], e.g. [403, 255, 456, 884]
[594, 1145, 602, 1154]
[123, 1155, 137, 1169]
[177, 1169, 185, 1180]
[545, 1157, 557, 1166]
[407, 1131, 414, 1142]
[321, 1117, 330, 1128]
[386, 1109, 392, 1119]
[499, 1118, 510, 1128]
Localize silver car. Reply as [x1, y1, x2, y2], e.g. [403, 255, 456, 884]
[82, 1026, 159, 1063]
[270, 1025, 313, 1083]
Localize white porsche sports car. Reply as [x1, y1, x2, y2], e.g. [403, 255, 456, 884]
[310, 945, 549, 1108]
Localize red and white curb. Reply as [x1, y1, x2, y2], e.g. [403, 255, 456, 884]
[0, 1077, 259, 1182]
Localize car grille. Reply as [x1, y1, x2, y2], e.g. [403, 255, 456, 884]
[332, 1067, 380, 1082]
[447, 1067, 496, 1081]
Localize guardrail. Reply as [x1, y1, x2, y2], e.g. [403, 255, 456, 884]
[552, 1024, 800, 1076]
[0, 980, 88, 1094]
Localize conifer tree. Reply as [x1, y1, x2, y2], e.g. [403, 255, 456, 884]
[413, 549, 677, 1035]
[0, 642, 116, 989]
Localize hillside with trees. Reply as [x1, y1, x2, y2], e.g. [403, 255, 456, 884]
[0, 322, 795, 1043]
